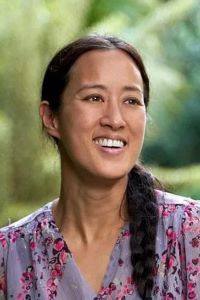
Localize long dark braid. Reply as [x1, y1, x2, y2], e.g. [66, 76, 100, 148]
[127, 164, 159, 299]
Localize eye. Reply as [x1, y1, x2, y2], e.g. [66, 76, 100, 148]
[124, 98, 143, 106]
[84, 95, 103, 102]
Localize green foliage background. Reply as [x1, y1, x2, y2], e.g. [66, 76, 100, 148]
[0, 0, 200, 226]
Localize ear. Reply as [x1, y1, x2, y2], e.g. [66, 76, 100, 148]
[39, 101, 60, 139]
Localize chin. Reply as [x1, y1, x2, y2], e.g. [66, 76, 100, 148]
[93, 166, 131, 182]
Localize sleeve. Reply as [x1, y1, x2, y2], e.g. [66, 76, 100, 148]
[0, 231, 7, 299]
[182, 200, 200, 300]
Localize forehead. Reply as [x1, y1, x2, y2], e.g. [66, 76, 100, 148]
[68, 49, 143, 87]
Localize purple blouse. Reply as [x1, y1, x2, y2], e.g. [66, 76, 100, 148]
[0, 191, 200, 300]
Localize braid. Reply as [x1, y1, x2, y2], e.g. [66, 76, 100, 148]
[127, 164, 159, 299]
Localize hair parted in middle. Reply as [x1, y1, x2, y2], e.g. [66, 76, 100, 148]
[41, 35, 150, 111]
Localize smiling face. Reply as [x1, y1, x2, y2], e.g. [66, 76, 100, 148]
[48, 49, 146, 182]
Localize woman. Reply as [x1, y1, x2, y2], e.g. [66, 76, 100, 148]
[0, 35, 199, 300]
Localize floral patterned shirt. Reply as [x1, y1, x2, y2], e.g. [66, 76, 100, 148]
[0, 191, 200, 300]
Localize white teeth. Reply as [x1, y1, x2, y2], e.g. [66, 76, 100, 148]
[95, 138, 124, 148]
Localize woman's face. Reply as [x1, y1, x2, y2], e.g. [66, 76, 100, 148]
[52, 49, 146, 181]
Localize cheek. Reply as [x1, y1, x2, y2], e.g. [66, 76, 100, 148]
[59, 106, 97, 141]
[129, 111, 146, 139]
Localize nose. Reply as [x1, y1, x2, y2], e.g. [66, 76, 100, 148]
[100, 100, 126, 130]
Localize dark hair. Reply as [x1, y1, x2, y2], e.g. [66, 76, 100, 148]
[41, 35, 159, 299]
[41, 35, 149, 111]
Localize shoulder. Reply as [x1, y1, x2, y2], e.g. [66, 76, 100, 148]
[155, 191, 200, 298]
[156, 189, 199, 206]
[0, 200, 55, 250]
[156, 189, 200, 215]
[156, 189, 200, 238]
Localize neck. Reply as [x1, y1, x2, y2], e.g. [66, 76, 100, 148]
[53, 165, 128, 244]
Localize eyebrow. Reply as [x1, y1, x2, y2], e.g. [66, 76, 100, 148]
[76, 84, 143, 94]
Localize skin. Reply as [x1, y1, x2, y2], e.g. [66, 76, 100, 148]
[40, 49, 146, 293]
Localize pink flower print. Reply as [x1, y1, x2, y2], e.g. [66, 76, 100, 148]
[47, 278, 54, 288]
[41, 219, 49, 229]
[126, 287, 134, 295]
[184, 206, 193, 219]
[161, 253, 167, 263]
[168, 256, 175, 268]
[20, 266, 34, 285]
[55, 263, 61, 272]
[53, 238, 64, 252]
[98, 285, 109, 296]
[0, 233, 7, 248]
[109, 282, 116, 291]
[126, 276, 134, 285]
[116, 229, 130, 244]
[192, 258, 199, 265]
[166, 254, 176, 270]
[22, 271, 31, 281]
[45, 236, 54, 247]
[17, 293, 24, 300]
[122, 230, 130, 238]
[153, 286, 160, 295]
[188, 291, 196, 299]
[9, 230, 20, 243]
[30, 240, 36, 250]
[189, 270, 198, 282]
[47, 278, 57, 292]
[0, 275, 6, 292]
[104, 287, 110, 295]
[162, 205, 177, 217]
[51, 263, 63, 278]
[187, 282, 196, 290]
[118, 258, 124, 267]
[59, 250, 68, 265]
[162, 210, 170, 217]
[187, 280, 197, 300]
[51, 269, 60, 278]
[166, 227, 177, 241]
[166, 292, 174, 300]
[191, 237, 199, 248]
